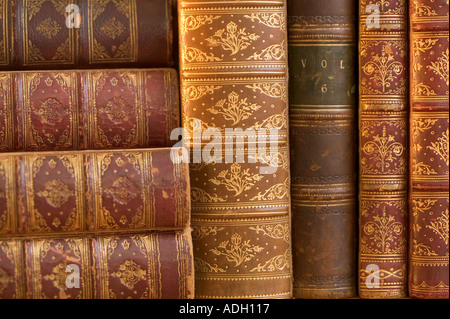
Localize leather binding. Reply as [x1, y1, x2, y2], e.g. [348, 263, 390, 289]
[358, 0, 409, 298]
[0, 0, 174, 70]
[0, 148, 194, 299]
[179, 0, 292, 298]
[288, 0, 358, 299]
[0, 68, 179, 152]
[409, 0, 449, 299]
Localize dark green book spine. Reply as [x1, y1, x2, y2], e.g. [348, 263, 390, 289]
[288, 0, 358, 298]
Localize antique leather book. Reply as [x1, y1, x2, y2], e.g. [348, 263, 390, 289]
[179, 0, 292, 298]
[288, 0, 357, 299]
[358, 0, 408, 298]
[409, 0, 449, 299]
[0, 68, 179, 152]
[0, 0, 174, 70]
[0, 148, 194, 299]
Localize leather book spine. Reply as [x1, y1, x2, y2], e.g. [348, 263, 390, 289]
[288, 0, 358, 299]
[409, 0, 449, 299]
[358, 0, 409, 298]
[0, 148, 190, 236]
[179, 0, 292, 298]
[20, 230, 194, 299]
[0, 0, 174, 70]
[0, 68, 179, 152]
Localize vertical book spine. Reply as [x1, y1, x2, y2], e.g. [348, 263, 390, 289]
[358, 0, 409, 298]
[288, 0, 358, 299]
[179, 0, 292, 299]
[409, 0, 449, 299]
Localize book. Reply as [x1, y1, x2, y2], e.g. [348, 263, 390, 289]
[358, 0, 409, 298]
[0, 68, 179, 152]
[287, 0, 358, 299]
[0, 148, 194, 299]
[0, 0, 175, 70]
[409, 0, 449, 299]
[178, 0, 292, 298]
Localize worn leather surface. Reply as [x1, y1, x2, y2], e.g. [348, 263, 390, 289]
[0, 148, 194, 299]
[0, 0, 174, 70]
[409, 0, 449, 299]
[0, 68, 179, 152]
[288, 0, 358, 299]
[358, 0, 409, 299]
[179, 0, 292, 299]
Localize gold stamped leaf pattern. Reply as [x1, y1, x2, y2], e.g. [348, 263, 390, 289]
[428, 48, 449, 85]
[206, 91, 262, 125]
[243, 13, 286, 31]
[426, 209, 449, 245]
[250, 249, 290, 272]
[180, 15, 221, 35]
[209, 163, 263, 196]
[362, 208, 406, 254]
[247, 41, 286, 61]
[210, 233, 264, 267]
[206, 22, 260, 56]
[362, 45, 405, 94]
[427, 128, 449, 166]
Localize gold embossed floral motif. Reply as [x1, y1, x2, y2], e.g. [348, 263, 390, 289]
[111, 260, 147, 290]
[104, 176, 139, 205]
[428, 48, 449, 86]
[427, 208, 449, 245]
[37, 179, 74, 208]
[362, 208, 406, 254]
[206, 22, 260, 56]
[362, 126, 405, 174]
[427, 128, 449, 166]
[36, 17, 61, 39]
[362, 44, 405, 94]
[209, 163, 263, 196]
[44, 262, 71, 289]
[100, 17, 125, 40]
[210, 233, 264, 267]
[207, 92, 262, 125]
[180, 15, 220, 35]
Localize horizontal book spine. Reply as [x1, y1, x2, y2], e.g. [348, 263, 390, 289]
[288, 0, 358, 299]
[409, 0, 449, 299]
[0, 0, 174, 69]
[179, 0, 292, 298]
[0, 230, 194, 299]
[0, 68, 179, 152]
[0, 148, 190, 236]
[358, 0, 409, 298]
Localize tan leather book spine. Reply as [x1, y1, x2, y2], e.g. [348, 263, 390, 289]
[179, 0, 292, 298]
[409, 0, 449, 299]
[358, 0, 409, 298]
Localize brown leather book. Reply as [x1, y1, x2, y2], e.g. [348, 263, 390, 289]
[179, 0, 292, 298]
[0, 68, 179, 152]
[0, 0, 174, 70]
[358, 0, 409, 298]
[409, 0, 449, 299]
[288, 0, 358, 299]
[0, 148, 194, 299]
